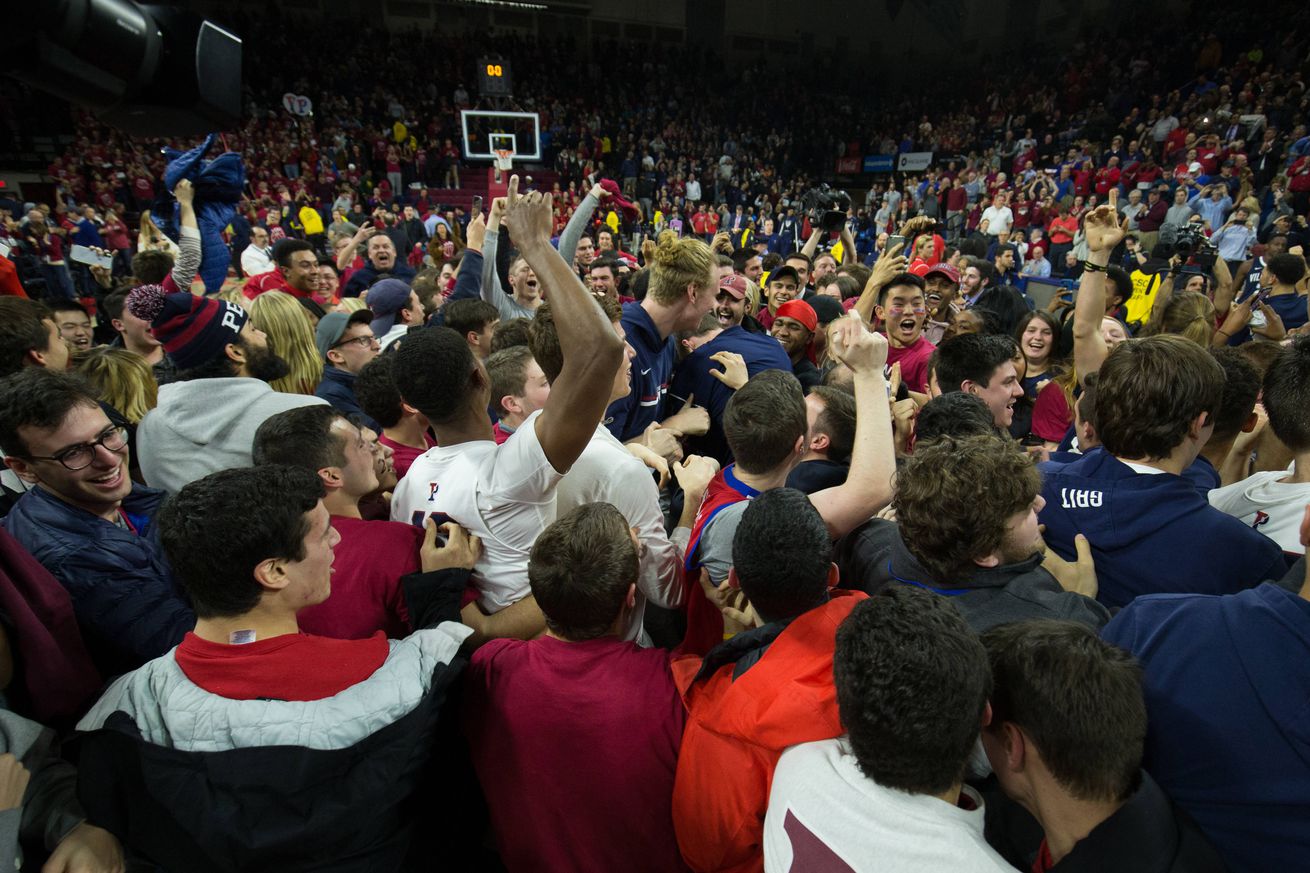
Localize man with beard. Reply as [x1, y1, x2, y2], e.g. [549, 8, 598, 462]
[127, 284, 326, 493]
[875, 273, 935, 394]
[341, 233, 417, 298]
[670, 275, 792, 465]
[770, 299, 822, 393]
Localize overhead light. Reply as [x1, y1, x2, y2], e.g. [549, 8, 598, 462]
[450, 0, 550, 10]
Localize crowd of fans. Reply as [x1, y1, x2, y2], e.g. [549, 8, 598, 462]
[0, 1, 1308, 871]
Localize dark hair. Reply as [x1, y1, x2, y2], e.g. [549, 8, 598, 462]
[444, 299, 500, 338]
[1208, 347, 1261, 443]
[914, 392, 999, 443]
[487, 346, 537, 417]
[131, 249, 173, 284]
[875, 272, 925, 308]
[529, 297, 620, 384]
[835, 586, 991, 794]
[392, 326, 477, 425]
[1266, 253, 1308, 286]
[353, 353, 406, 429]
[1013, 310, 1063, 362]
[983, 620, 1145, 803]
[724, 369, 806, 475]
[273, 238, 314, 270]
[252, 405, 348, 471]
[1262, 336, 1310, 453]
[0, 298, 54, 377]
[1106, 266, 1133, 304]
[489, 317, 533, 354]
[896, 435, 1040, 582]
[589, 255, 619, 275]
[1095, 336, 1223, 460]
[785, 251, 813, 270]
[934, 333, 1016, 393]
[732, 488, 831, 623]
[1076, 370, 1100, 432]
[0, 368, 101, 457]
[159, 466, 326, 618]
[528, 502, 638, 640]
[761, 253, 783, 272]
[809, 386, 857, 463]
[48, 299, 89, 318]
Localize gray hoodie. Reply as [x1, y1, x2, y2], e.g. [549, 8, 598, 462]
[137, 377, 326, 493]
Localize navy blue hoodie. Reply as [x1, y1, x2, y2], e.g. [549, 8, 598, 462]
[1102, 584, 1310, 873]
[1038, 448, 1285, 608]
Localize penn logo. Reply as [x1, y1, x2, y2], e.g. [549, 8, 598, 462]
[1060, 488, 1103, 509]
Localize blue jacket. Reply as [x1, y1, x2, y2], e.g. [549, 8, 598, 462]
[164, 134, 245, 294]
[2, 485, 193, 677]
[1038, 448, 1286, 608]
[1102, 584, 1310, 873]
[315, 366, 379, 432]
[605, 302, 676, 442]
[668, 325, 792, 465]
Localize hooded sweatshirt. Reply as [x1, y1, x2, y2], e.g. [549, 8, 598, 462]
[1102, 584, 1310, 873]
[137, 377, 327, 493]
[671, 591, 864, 873]
[1038, 448, 1286, 608]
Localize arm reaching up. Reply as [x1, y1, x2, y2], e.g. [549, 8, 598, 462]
[169, 179, 202, 292]
[504, 177, 623, 473]
[809, 312, 895, 537]
[1072, 191, 1128, 381]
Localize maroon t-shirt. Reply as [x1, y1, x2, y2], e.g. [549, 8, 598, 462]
[296, 516, 415, 640]
[379, 433, 437, 481]
[464, 636, 689, 873]
[886, 334, 935, 394]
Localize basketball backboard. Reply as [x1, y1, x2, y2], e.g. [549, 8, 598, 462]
[460, 110, 541, 162]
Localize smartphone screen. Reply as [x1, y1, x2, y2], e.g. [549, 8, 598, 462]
[471, 195, 483, 215]
[887, 235, 907, 251]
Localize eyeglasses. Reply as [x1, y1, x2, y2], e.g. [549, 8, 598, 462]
[25, 426, 128, 471]
[332, 334, 379, 350]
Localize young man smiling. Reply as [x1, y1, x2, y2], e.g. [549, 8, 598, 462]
[1, 369, 194, 675]
[932, 333, 1026, 430]
[770, 299, 822, 393]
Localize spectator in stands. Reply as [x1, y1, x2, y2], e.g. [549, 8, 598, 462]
[75, 465, 476, 870]
[240, 225, 273, 277]
[342, 233, 416, 298]
[389, 181, 622, 636]
[982, 620, 1225, 872]
[674, 488, 869, 873]
[680, 317, 892, 656]
[128, 284, 326, 493]
[770, 300, 822, 393]
[444, 298, 500, 360]
[764, 584, 1009, 872]
[313, 309, 381, 429]
[103, 288, 174, 382]
[0, 369, 193, 675]
[837, 434, 1107, 631]
[463, 503, 689, 872]
[1101, 508, 1310, 873]
[1209, 336, 1310, 554]
[49, 300, 93, 353]
[785, 385, 855, 494]
[932, 333, 1025, 429]
[366, 277, 424, 350]
[1039, 335, 1285, 607]
[243, 239, 321, 300]
[352, 354, 436, 479]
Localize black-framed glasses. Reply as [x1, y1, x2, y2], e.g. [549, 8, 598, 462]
[332, 334, 379, 350]
[24, 426, 129, 471]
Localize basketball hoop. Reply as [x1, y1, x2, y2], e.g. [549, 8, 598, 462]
[494, 149, 514, 172]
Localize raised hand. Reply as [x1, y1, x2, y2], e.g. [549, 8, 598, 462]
[502, 175, 554, 243]
[1084, 189, 1128, 255]
[708, 351, 749, 390]
[830, 311, 889, 375]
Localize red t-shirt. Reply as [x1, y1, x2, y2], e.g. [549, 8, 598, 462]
[175, 630, 389, 701]
[242, 269, 309, 300]
[1031, 380, 1073, 442]
[379, 433, 437, 480]
[886, 334, 935, 394]
[463, 635, 688, 873]
[296, 516, 415, 640]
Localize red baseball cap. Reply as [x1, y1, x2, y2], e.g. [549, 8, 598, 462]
[719, 274, 749, 300]
[923, 262, 960, 284]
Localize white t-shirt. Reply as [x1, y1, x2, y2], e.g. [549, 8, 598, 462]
[980, 206, 1014, 237]
[1208, 466, 1310, 554]
[763, 738, 1014, 873]
[685, 179, 702, 201]
[391, 410, 561, 611]
[556, 425, 687, 644]
[378, 323, 409, 350]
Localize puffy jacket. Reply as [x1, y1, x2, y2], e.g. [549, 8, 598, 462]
[76, 622, 472, 873]
[315, 366, 379, 432]
[2, 484, 192, 678]
[163, 134, 245, 294]
[671, 591, 864, 873]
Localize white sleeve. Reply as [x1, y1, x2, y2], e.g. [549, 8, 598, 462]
[487, 409, 564, 502]
[608, 461, 686, 610]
